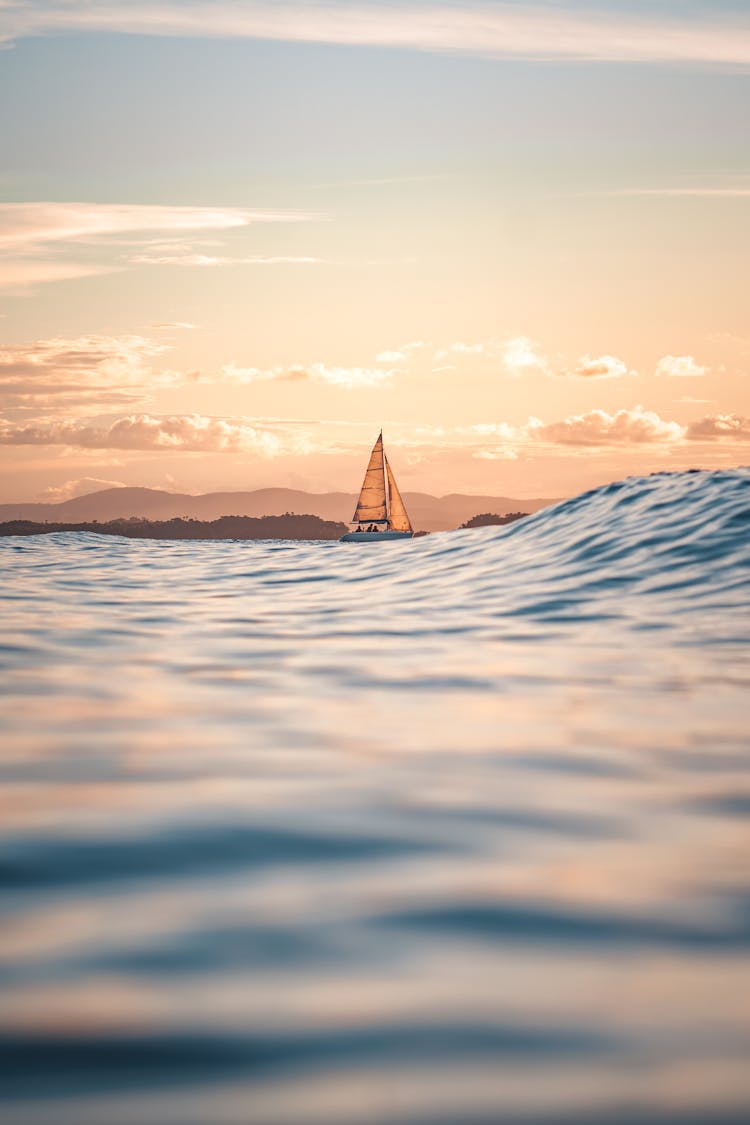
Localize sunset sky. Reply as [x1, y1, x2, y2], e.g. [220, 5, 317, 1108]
[1, 0, 748, 502]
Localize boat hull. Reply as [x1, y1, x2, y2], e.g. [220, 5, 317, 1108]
[340, 531, 413, 543]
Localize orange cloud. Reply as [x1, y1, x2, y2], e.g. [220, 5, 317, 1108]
[531, 407, 685, 446]
[0, 415, 284, 455]
[686, 414, 750, 440]
[574, 355, 631, 379]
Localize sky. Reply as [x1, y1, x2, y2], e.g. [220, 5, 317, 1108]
[0, 0, 748, 502]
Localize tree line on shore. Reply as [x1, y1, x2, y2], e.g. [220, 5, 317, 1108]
[459, 512, 527, 529]
[0, 510, 529, 540]
[0, 513, 348, 540]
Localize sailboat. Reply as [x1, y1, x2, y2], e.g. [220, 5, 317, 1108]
[340, 432, 414, 542]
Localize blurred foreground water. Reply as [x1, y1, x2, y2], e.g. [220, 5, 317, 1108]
[1, 468, 749, 1125]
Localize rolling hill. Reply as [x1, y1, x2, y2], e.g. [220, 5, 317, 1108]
[0, 487, 561, 532]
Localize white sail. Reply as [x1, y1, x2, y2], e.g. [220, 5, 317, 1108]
[385, 456, 412, 533]
[353, 432, 387, 523]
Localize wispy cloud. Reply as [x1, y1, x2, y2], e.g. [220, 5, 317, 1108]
[2, 3, 749, 66]
[433, 337, 549, 373]
[432, 339, 636, 379]
[434, 341, 489, 360]
[306, 174, 450, 190]
[473, 448, 519, 462]
[608, 188, 750, 198]
[129, 254, 324, 267]
[376, 342, 427, 364]
[0, 260, 115, 293]
[221, 361, 397, 389]
[0, 202, 314, 251]
[37, 477, 128, 502]
[376, 350, 409, 364]
[0, 202, 321, 291]
[0, 334, 173, 411]
[426, 340, 719, 382]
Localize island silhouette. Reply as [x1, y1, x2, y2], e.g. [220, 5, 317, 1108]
[0, 514, 348, 541]
[459, 512, 528, 529]
[0, 510, 530, 541]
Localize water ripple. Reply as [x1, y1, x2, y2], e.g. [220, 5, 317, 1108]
[1, 468, 749, 1123]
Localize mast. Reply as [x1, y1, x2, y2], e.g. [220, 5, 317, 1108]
[382, 430, 389, 527]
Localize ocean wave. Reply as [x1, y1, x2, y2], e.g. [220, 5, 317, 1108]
[1, 467, 749, 1124]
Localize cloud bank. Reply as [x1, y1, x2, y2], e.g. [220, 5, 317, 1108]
[3, 408, 747, 458]
[0, 414, 283, 455]
[531, 407, 686, 447]
[0, 331, 404, 415]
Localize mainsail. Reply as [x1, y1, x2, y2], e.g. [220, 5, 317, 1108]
[385, 456, 412, 533]
[353, 432, 387, 523]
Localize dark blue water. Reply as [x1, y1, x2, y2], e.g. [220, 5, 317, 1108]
[1, 468, 749, 1125]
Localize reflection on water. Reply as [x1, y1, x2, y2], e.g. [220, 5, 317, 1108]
[1, 468, 749, 1124]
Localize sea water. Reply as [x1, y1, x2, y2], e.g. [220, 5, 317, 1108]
[1, 467, 749, 1125]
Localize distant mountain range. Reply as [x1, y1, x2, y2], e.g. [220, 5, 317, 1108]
[0, 487, 562, 532]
